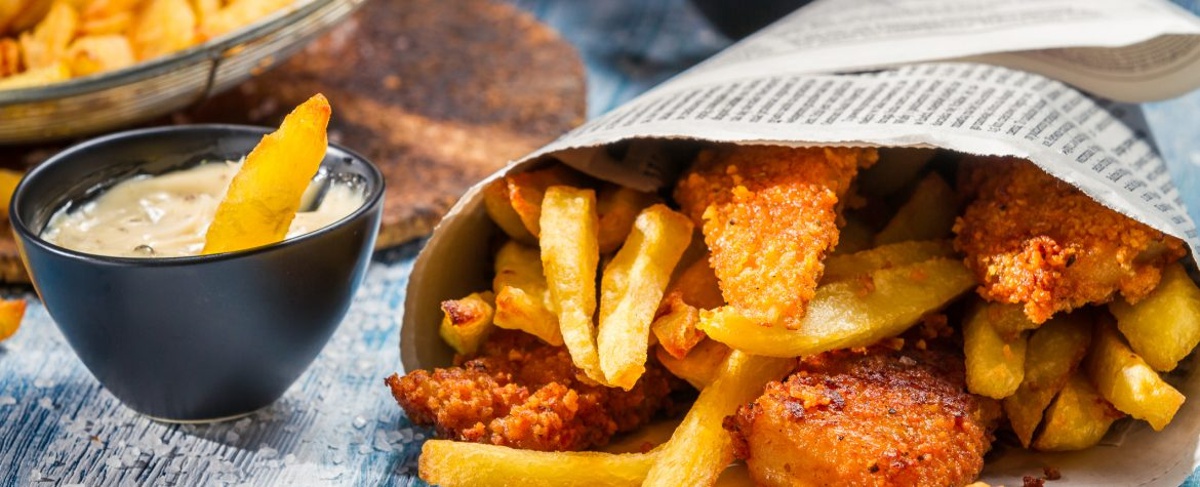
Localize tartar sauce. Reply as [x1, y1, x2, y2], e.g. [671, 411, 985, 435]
[41, 162, 363, 257]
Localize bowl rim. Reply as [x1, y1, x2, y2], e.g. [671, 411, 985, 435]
[10, 123, 385, 267]
[0, 0, 346, 105]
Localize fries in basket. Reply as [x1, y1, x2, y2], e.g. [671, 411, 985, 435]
[387, 143, 1197, 486]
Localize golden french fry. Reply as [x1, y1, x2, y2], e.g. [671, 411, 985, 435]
[0, 0, 24, 34]
[0, 59, 67, 88]
[598, 204, 693, 389]
[856, 147, 935, 198]
[1032, 371, 1123, 451]
[1003, 313, 1092, 447]
[0, 168, 21, 213]
[651, 294, 704, 360]
[873, 172, 956, 245]
[596, 184, 659, 254]
[655, 339, 730, 389]
[419, 440, 656, 487]
[202, 93, 330, 254]
[483, 178, 537, 244]
[197, 0, 290, 40]
[1110, 263, 1200, 371]
[977, 301, 1039, 340]
[963, 300, 1028, 399]
[6, 0, 54, 35]
[189, 0, 218, 25]
[0, 298, 26, 341]
[438, 291, 495, 356]
[77, 10, 131, 35]
[128, 0, 195, 61]
[82, 0, 141, 22]
[492, 240, 562, 346]
[540, 185, 604, 382]
[0, 37, 18, 76]
[821, 239, 954, 284]
[506, 165, 588, 238]
[18, 0, 77, 69]
[830, 214, 874, 256]
[642, 350, 793, 487]
[698, 259, 973, 357]
[65, 34, 134, 76]
[1087, 318, 1184, 431]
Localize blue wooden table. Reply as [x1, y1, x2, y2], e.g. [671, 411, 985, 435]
[4, 1, 1200, 485]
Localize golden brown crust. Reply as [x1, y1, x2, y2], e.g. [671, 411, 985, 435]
[727, 345, 999, 487]
[673, 145, 876, 327]
[385, 331, 679, 451]
[953, 157, 1186, 324]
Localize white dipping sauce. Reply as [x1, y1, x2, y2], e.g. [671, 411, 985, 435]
[41, 162, 364, 257]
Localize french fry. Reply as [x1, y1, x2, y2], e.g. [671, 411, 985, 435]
[197, 0, 290, 40]
[598, 204, 693, 389]
[189, 0, 218, 26]
[438, 291, 495, 356]
[0, 298, 26, 341]
[483, 178, 537, 244]
[820, 239, 954, 284]
[18, 0, 77, 69]
[0, 37, 18, 76]
[1003, 312, 1092, 447]
[963, 300, 1028, 399]
[651, 295, 704, 360]
[77, 10, 132, 36]
[128, 0, 195, 61]
[6, 0, 53, 34]
[82, 0, 142, 22]
[419, 440, 656, 487]
[1087, 318, 1184, 431]
[1109, 263, 1200, 371]
[507, 165, 588, 238]
[642, 350, 793, 487]
[596, 184, 659, 254]
[0, 168, 21, 213]
[873, 172, 956, 245]
[977, 301, 1039, 340]
[0, 59, 67, 89]
[1032, 371, 1123, 451]
[856, 147, 935, 198]
[202, 93, 330, 254]
[65, 34, 134, 76]
[491, 240, 563, 346]
[539, 185, 604, 382]
[655, 339, 731, 389]
[698, 258, 973, 357]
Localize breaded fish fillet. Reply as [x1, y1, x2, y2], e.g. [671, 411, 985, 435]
[385, 331, 679, 452]
[954, 158, 1186, 324]
[727, 344, 999, 487]
[674, 145, 876, 328]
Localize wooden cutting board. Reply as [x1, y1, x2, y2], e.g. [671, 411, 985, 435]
[0, 0, 586, 281]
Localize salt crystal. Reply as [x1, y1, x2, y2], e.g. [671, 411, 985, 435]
[258, 445, 278, 459]
[283, 453, 296, 465]
[283, 425, 298, 433]
[105, 456, 122, 469]
[385, 430, 403, 443]
[352, 416, 367, 429]
[33, 378, 54, 388]
[165, 463, 181, 474]
[234, 418, 252, 431]
[357, 444, 371, 454]
[373, 431, 392, 452]
[413, 433, 425, 441]
[0, 396, 15, 406]
[37, 397, 54, 410]
[29, 469, 42, 480]
[225, 431, 240, 443]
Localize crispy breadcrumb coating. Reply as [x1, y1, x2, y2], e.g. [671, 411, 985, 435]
[385, 331, 679, 451]
[727, 344, 1000, 487]
[954, 157, 1186, 324]
[673, 145, 877, 328]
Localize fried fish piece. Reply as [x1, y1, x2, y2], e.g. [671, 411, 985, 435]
[386, 331, 680, 452]
[727, 344, 999, 487]
[674, 145, 876, 328]
[954, 158, 1186, 324]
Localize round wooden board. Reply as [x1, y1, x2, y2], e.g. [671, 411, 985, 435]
[0, 0, 585, 281]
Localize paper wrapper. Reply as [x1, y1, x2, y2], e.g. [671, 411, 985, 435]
[401, 0, 1200, 484]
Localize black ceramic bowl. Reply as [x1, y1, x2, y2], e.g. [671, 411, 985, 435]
[10, 125, 384, 422]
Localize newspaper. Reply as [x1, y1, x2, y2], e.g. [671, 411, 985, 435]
[405, 0, 1200, 485]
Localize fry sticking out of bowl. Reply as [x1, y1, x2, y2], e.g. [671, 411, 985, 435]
[203, 93, 331, 255]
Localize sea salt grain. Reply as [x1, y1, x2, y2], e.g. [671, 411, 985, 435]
[37, 397, 54, 410]
[0, 395, 15, 406]
[352, 416, 367, 429]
